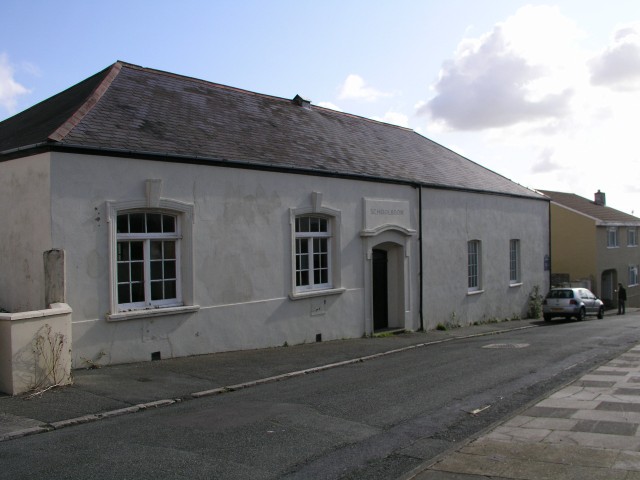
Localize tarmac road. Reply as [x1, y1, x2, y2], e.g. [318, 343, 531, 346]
[1, 312, 639, 479]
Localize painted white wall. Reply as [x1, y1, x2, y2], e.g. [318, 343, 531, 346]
[0, 303, 72, 395]
[49, 153, 420, 366]
[0, 154, 52, 312]
[42, 152, 548, 366]
[421, 189, 549, 327]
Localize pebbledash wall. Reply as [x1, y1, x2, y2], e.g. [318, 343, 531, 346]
[0, 150, 549, 367]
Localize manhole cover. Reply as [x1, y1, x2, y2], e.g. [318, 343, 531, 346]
[482, 343, 529, 349]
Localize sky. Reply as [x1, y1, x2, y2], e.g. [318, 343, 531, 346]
[1, 0, 639, 214]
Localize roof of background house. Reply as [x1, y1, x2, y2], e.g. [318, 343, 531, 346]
[0, 61, 543, 199]
[539, 190, 640, 225]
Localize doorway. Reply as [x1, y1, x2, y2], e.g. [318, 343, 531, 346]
[601, 269, 616, 308]
[372, 249, 388, 330]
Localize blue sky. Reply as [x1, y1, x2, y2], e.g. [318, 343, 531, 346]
[2, 0, 639, 213]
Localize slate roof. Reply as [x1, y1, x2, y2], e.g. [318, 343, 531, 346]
[539, 190, 640, 225]
[0, 61, 544, 199]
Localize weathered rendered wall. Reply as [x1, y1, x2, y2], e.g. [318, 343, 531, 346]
[0, 303, 72, 395]
[50, 153, 420, 366]
[596, 226, 640, 308]
[0, 154, 52, 312]
[421, 189, 550, 327]
[549, 203, 596, 283]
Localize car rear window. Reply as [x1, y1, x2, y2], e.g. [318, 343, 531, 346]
[548, 290, 574, 299]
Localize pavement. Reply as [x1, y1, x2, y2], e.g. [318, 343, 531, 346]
[1, 313, 640, 480]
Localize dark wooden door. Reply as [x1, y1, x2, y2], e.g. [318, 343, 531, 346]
[372, 249, 388, 330]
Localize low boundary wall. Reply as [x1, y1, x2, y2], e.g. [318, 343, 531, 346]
[0, 303, 72, 395]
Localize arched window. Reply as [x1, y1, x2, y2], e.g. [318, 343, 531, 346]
[116, 211, 181, 308]
[468, 240, 482, 292]
[294, 215, 331, 290]
[107, 196, 196, 320]
[289, 192, 344, 299]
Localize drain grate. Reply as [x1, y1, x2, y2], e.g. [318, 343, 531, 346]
[482, 343, 530, 349]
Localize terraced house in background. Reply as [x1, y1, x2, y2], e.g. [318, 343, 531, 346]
[540, 190, 640, 309]
[0, 62, 550, 367]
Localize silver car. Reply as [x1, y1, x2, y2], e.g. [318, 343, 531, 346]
[542, 288, 605, 322]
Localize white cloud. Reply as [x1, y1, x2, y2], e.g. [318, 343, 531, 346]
[420, 6, 583, 131]
[338, 74, 390, 102]
[316, 101, 343, 112]
[589, 23, 640, 91]
[0, 53, 30, 114]
[531, 148, 561, 174]
[373, 111, 409, 128]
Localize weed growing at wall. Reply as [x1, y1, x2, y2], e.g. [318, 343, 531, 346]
[27, 323, 71, 397]
[527, 285, 544, 319]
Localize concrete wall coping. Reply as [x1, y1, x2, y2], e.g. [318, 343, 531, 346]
[0, 303, 72, 322]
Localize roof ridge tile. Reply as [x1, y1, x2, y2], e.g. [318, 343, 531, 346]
[48, 62, 123, 142]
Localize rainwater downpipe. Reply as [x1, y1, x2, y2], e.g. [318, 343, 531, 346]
[418, 184, 424, 331]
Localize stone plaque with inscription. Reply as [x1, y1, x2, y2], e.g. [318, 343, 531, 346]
[361, 198, 414, 236]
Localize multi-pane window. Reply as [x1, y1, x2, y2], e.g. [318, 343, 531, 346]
[116, 212, 180, 308]
[510, 239, 521, 284]
[607, 227, 618, 247]
[295, 216, 331, 291]
[630, 265, 639, 286]
[468, 240, 481, 291]
[629, 228, 637, 247]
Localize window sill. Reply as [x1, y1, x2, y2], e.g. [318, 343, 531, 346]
[467, 289, 484, 296]
[509, 282, 523, 288]
[107, 305, 200, 322]
[289, 288, 346, 300]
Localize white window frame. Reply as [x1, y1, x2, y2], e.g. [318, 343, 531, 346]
[607, 227, 619, 248]
[294, 216, 332, 291]
[289, 192, 344, 299]
[106, 198, 197, 321]
[468, 240, 482, 293]
[629, 228, 637, 247]
[630, 265, 639, 287]
[116, 212, 182, 309]
[509, 239, 521, 285]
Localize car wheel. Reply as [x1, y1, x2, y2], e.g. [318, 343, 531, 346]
[597, 306, 604, 319]
[543, 314, 552, 322]
[576, 307, 586, 321]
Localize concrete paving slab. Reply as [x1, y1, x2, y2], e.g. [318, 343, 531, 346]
[485, 425, 552, 443]
[498, 458, 625, 480]
[572, 408, 640, 423]
[519, 416, 578, 431]
[536, 397, 601, 409]
[597, 401, 640, 413]
[523, 406, 577, 418]
[571, 419, 638, 436]
[613, 450, 640, 471]
[430, 451, 509, 477]
[544, 430, 640, 450]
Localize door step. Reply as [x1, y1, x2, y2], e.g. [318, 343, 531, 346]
[373, 328, 405, 337]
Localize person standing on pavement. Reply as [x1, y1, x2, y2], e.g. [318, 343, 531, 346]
[617, 283, 627, 315]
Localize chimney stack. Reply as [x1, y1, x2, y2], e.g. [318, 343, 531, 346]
[292, 94, 311, 109]
[594, 190, 606, 206]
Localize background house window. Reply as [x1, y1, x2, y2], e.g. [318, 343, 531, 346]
[295, 215, 331, 291]
[509, 239, 521, 284]
[607, 227, 619, 247]
[116, 212, 181, 308]
[468, 240, 481, 291]
[629, 228, 637, 247]
[630, 265, 639, 286]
